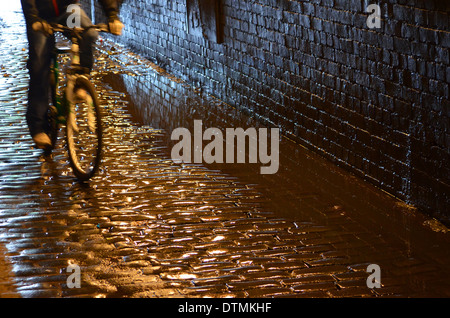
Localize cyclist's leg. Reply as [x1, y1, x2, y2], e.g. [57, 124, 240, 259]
[24, 21, 55, 140]
[57, 5, 98, 72]
[78, 8, 99, 72]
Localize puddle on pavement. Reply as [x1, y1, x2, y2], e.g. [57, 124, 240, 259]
[102, 66, 450, 273]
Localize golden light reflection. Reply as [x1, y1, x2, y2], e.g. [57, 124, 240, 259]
[212, 235, 225, 241]
[166, 273, 197, 280]
[207, 249, 228, 255]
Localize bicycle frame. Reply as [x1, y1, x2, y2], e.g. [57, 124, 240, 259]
[49, 23, 108, 125]
[50, 47, 69, 125]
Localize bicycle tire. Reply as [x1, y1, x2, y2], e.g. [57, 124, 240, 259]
[66, 76, 103, 181]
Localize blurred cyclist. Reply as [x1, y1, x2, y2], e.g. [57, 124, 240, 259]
[21, 0, 123, 149]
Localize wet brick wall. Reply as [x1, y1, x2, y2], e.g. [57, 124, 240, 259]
[82, 0, 450, 223]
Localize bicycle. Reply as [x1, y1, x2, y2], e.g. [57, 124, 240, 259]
[45, 23, 109, 181]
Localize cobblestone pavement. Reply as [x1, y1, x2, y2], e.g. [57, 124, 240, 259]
[1, 3, 450, 298]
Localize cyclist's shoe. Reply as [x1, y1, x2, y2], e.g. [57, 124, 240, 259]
[33, 132, 52, 150]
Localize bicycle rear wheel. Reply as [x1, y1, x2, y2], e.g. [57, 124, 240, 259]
[66, 76, 103, 181]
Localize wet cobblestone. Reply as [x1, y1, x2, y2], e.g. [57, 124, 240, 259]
[1, 3, 450, 298]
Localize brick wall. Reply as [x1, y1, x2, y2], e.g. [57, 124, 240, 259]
[82, 0, 450, 223]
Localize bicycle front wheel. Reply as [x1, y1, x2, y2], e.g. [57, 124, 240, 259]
[66, 76, 103, 181]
